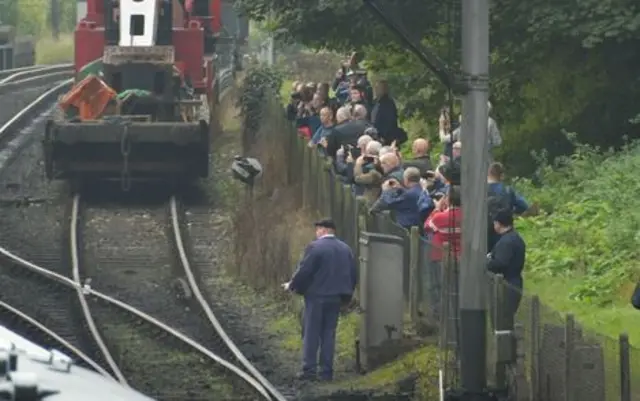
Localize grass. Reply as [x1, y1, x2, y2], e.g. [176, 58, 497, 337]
[35, 33, 74, 64]
[514, 137, 640, 346]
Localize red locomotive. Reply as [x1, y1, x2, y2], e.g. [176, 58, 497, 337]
[43, 0, 246, 189]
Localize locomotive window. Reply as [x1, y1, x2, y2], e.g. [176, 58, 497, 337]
[129, 14, 145, 36]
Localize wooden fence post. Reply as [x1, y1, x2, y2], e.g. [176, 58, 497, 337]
[564, 314, 575, 401]
[530, 295, 540, 401]
[356, 196, 369, 233]
[321, 163, 331, 217]
[302, 139, 310, 209]
[493, 275, 507, 389]
[619, 332, 631, 401]
[408, 226, 420, 325]
[343, 190, 356, 249]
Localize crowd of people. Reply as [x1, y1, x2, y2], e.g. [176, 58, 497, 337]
[282, 55, 531, 381]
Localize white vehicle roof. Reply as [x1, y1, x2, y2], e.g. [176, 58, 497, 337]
[0, 325, 156, 401]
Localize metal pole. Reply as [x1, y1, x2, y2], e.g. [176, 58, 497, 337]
[459, 0, 489, 396]
[51, 0, 60, 40]
[267, 36, 275, 66]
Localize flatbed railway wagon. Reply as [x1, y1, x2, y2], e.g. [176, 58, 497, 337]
[43, 0, 234, 188]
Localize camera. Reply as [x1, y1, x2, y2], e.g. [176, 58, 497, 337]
[290, 91, 302, 100]
[432, 192, 445, 201]
[231, 156, 263, 186]
[348, 146, 361, 160]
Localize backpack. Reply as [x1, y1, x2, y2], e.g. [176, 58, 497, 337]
[488, 185, 515, 219]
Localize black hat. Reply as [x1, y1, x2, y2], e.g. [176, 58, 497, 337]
[314, 218, 336, 230]
[493, 209, 514, 227]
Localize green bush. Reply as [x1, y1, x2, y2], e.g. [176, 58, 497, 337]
[515, 133, 640, 308]
[237, 66, 284, 149]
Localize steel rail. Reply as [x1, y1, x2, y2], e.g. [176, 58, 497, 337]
[0, 300, 115, 378]
[169, 196, 287, 401]
[0, 65, 41, 80]
[0, 64, 74, 84]
[69, 194, 129, 385]
[0, 71, 74, 96]
[0, 78, 72, 141]
[0, 246, 272, 399]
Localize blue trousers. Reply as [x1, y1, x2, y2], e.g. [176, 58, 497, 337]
[301, 295, 341, 379]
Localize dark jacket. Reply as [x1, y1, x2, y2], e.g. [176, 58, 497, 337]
[488, 182, 529, 214]
[384, 166, 404, 183]
[487, 229, 526, 289]
[632, 282, 640, 309]
[371, 94, 398, 142]
[404, 156, 433, 177]
[487, 182, 530, 251]
[290, 236, 357, 298]
[325, 120, 367, 158]
[370, 184, 424, 228]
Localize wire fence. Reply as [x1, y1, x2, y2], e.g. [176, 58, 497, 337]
[278, 111, 640, 400]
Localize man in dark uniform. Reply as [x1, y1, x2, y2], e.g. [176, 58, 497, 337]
[283, 219, 357, 381]
[487, 209, 526, 329]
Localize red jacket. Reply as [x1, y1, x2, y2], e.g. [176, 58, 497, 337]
[298, 126, 312, 139]
[424, 207, 462, 261]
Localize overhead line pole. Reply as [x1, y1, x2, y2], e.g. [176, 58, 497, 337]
[359, 0, 493, 398]
[459, 0, 490, 398]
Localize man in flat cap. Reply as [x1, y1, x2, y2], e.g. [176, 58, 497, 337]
[282, 218, 357, 381]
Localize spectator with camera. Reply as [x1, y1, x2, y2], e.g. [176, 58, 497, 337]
[353, 140, 384, 203]
[423, 185, 462, 323]
[334, 135, 372, 184]
[292, 85, 320, 140]
[309, 106, 336, 150]
[316, 82, 339, 114]
[332, 64, 352, 105]
[440, 101, 502, 160]
[286, 82, 305, 121]
[369, 167, 426, 229]
[378, 152, 404, 183]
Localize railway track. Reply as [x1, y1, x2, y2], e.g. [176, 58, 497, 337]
[0, 71, 116, 380]
[0, 68, 287, 400]
[0, 64, 74, 95]
[70, 189, 286, 400]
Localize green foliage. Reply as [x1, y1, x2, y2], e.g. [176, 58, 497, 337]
[241, 0, 640, 175]
[235, 0, 443, 52]
[15, 0, 77, 36]
[35, 34, 73, 64]
[516, 134, 640, 307]
[237, 65, 284, 146]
